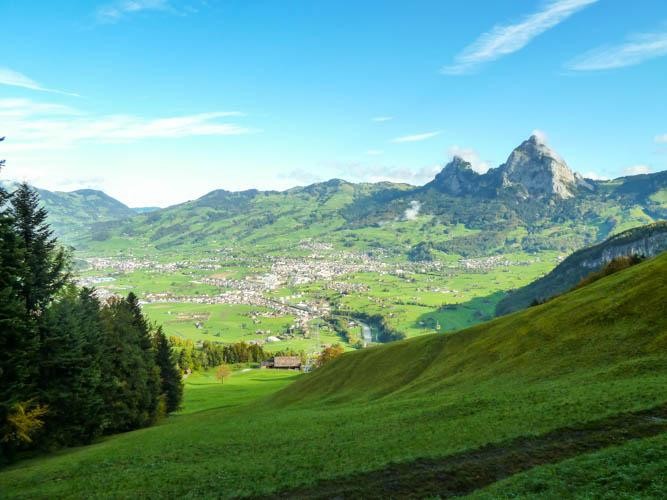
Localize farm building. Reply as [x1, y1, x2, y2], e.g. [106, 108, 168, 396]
[261, 356, 302, 370]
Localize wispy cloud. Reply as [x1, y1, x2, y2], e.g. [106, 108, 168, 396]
[622, 164, 652, 176]
[96, 0, 172, 23]
[443, 0, 597, 75]
[277, 169, 324, 186]
[0, 98, 253, 152]
[567, 29, 667, 71]
[447, 145, 490, 173]
[372, 116, 393, 122]
[582, 171, 608, 180]
[654, 134, 667, 144]
[392, 131, 441, 143]
[0, 67, 79, 97]
[330, 162, 441, 185]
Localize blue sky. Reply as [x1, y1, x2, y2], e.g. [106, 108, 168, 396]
[1, 0, 667, 206]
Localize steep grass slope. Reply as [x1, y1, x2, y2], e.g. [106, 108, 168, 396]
[497, 221, 667, 315]
[1, 253, 666, 498]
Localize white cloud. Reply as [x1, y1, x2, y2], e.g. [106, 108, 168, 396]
[567, 30, 667, 71]
[622, 165, 652, 176]
[277, 169, 324, 186]
[97, 0, 171, 23]
[447, 145, 490, 173]
[372, 116, 393, 122]
[0, 98, 253, 152]
[582, 171, 608, 180]
[403, 200, 421, 221]
[331, 162, 441, 185]
[392, 131, 441, 143]
[531, 128, 549, 144]
[0, 98, 80, 118]
[655, 134, 667, 144]
[443, 0, 597, 75]
[366, 149, 384, 156]
[0, 67, 79, 97]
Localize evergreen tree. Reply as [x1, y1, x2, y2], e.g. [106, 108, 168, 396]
[0, 142, 38, 462]
[126, 293, 161, 421]
[10, 183, 69, 316]
[99, 295, 161, 433]
[154, 327, 183, 413]
[37, 288, 105, 446]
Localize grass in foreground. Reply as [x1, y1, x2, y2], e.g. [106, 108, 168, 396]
[471, 432, 667, 499]
[1, 253, 666, 498]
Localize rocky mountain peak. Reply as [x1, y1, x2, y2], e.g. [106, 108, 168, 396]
[498, 135, 578, 199]
[430, 156, 480, 195]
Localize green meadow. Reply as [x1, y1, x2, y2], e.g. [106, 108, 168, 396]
[180, 367, 300, 415]
[472, 433, 667, 499]
[1, 251, 666, 498]
[141, 302, 342, 352]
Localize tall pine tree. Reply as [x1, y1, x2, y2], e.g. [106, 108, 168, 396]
[10, 183, 69, 316]
[99, 295, 161, 433]
[154, 327, 183, 413]
[0, 140, 38, 462]
[38, 288, 105, 446]
[126, 293, 161, 422]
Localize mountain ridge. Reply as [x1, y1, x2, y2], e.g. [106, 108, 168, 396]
[4, 136, 667, 258]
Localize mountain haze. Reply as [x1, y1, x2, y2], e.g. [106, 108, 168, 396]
[62, 136, 666, 264]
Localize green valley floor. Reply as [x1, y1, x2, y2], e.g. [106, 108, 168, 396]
[1, 253, 666, 498]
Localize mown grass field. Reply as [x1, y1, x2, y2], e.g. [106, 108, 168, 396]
[2, 252, 665, 498]
[180, 367, 300, 415]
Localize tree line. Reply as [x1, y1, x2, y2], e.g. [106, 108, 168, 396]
[170, 337, 306, 372]
[1, 144, 182, 463]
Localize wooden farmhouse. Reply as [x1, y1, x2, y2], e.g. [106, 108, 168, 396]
[261, 356, 302, 370]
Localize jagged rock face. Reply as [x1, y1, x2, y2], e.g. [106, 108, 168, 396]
[581, 230, 667, 270]
[429, 135, 590, 200]
[430, 156, 480, 195]
[498, 135, 577, 199]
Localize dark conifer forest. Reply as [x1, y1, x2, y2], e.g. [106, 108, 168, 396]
[0, 140, 183, 464]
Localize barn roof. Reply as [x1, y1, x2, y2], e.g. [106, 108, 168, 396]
[273, 356, 302, 367]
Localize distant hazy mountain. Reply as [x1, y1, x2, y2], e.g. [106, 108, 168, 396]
[132, 207, 161, 214]
[7, 135, 667, 257]
[73, 136, 666, 257]
[496, 221, 667, 316]
[0, 181, 135, 241]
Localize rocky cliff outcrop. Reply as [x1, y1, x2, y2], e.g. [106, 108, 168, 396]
[428, 134, 592, 200]
[496, 221, 667, 316]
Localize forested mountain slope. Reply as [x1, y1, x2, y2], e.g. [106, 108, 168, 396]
[76, 136, 667, 261]
[5, 137, 667, 262]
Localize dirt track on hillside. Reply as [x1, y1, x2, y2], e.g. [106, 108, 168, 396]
[259, 403, 667, 499]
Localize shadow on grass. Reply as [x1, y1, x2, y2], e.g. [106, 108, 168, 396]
[265, 403, 667, 499]
[413, 291, 505, 333]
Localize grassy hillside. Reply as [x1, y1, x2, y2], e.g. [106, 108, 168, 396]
[0, 182, 135, 242]
[1, 252, 666, 498]
[472, 433, 667, 498]
[74, 169, 667, 259]
[496, 220, 667, 315]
